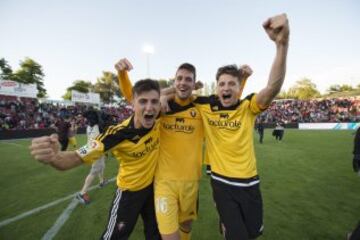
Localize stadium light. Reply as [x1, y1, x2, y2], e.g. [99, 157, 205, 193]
[143, 44, 154, 77]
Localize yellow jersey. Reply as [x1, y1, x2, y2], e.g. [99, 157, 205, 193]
[194, 93, 266, 185]
[76, 116, 160, 191]
[156, 97, 204, 181]
[117, 71, 204, 181]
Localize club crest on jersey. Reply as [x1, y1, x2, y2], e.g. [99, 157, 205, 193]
[219, 113, 229, 119]
[190, 110, 197, 118]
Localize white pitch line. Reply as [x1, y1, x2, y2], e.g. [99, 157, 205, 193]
[0, 177, 116, 228]
[0, 138, 31, 141]
[0, 141, 27, 148]
[41, 198, 79, 240]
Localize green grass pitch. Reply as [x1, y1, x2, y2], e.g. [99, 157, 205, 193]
[0, 129, 359, 239]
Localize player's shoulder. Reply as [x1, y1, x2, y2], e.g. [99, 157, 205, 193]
[99, 116, 129, 135]
[242, 93, 256, 102]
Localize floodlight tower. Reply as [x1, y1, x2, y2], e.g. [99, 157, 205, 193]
[143, 44, 154, 78]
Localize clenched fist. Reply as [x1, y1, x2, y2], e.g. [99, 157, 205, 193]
[115, 58, 133, 72]
[239, 65, 253, 79]
[263, 13, 290, 45]
[29, 134, 60, 165]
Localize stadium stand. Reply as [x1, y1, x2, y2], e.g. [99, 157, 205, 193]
[0, 95, 133, 135]
[2, 94, 359, 134]
[258, 97, 360, 124]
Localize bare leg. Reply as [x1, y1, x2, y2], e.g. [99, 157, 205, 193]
[80, 174, 96, 194]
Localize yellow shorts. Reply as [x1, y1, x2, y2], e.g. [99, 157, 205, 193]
[68, 137, 77, 148]
[154, 180, 199, 234]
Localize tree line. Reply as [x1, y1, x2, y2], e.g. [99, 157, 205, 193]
[277, 78, 360, 100]
[0, 58, 46, 98]
[1, 57, 358, 102]
[0, 57, 174, 103]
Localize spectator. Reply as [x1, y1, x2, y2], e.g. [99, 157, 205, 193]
[256, 120, 265, 144]
[272, 122, 285, 141]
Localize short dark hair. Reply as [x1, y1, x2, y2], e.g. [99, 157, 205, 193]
[216, 64, 241, 82]
[176, 63, 196, 81]
[132, 79, 160, 97]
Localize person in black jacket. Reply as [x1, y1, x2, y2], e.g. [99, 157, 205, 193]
[347, 127, 360, 240]
[256, 121, 265, 144]
[353, 127, 360, 174]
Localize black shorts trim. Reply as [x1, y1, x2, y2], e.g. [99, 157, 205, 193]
[211, 171, 260, 187]
[205, 164, 211, 175]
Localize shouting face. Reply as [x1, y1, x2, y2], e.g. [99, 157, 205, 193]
[133, 90, 160, 129]
[216, 74, 241, 107]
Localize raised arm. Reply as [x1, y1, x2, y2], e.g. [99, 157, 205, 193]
[238, 65, 253, 99]
[30, 134, 83, 171]
[257, 13, 290, 108]
[115, 58, 134, 103]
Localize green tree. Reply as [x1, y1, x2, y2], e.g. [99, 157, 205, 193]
[327, 84, 354, 94]
[327, 84, 341, 93]
[158, 79, 172, 89]
[62, 80, 93, 100]
[13, 58, 47, 98]
[288, 78, 320, 100]
[339, 84, 354, 91]
[0, 58, 13, 80]
[93, 71, 120, 104]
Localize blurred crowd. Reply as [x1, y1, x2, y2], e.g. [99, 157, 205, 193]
[0, 95, 133, 131]
[1, 95, 360, 131]
[258, 97, 360, 123]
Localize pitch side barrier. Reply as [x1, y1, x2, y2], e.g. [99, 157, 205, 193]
[263, 122, 298, 129]
[0, 127, 86, 140]
[263, 123, 359, 130]
[298, 122, 359, 130]
[3, 122, 356, 140]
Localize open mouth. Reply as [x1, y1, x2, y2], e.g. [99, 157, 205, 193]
[222, 94, 232, 100]
[144, 114, 154, 119]
[144, 114, 154, 120]
[179, 88, 188, 93]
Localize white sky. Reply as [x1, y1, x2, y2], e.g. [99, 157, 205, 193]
[1, 0, 359, 99]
